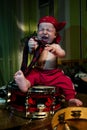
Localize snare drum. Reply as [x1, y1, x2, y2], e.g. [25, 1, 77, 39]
[51, 107, 87, 130]
[26, 86, 62, 118]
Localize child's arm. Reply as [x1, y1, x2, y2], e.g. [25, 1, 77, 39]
[45, 44, 65, 58]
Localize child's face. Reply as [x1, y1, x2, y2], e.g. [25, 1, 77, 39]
[37, 22, 56, 43]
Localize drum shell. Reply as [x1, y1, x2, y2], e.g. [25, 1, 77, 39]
[26, 86, 62, 118]
[27, 86, 60, 111]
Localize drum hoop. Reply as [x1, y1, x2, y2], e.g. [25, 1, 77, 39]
[32, 86, 55, 89]
[51, 107, 87, 129]
[28, 86, 55, 93]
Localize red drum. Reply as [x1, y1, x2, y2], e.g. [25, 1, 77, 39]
[7, 82, 27, 117]
[9, 88, 26, 112]
[26, 86, 63, 118]
[7, 83, 64, 118]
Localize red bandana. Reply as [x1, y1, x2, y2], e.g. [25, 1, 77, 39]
[38, 16, 66, 43]
[38, 16, 66, 31]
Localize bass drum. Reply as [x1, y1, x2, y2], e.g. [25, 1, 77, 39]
[51, 107, 87, 130]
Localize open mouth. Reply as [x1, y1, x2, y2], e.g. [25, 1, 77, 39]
[41, 36, 48, 42]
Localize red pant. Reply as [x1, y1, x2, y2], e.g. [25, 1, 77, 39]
[26, 68, 76, 100]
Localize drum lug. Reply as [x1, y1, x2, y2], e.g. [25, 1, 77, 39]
[7, 99, 11, 103]
[26, 111, 30, 117]
[37, 104, 46, 112]
[50, 111, 54, 115]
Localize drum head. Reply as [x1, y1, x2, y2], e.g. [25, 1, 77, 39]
[51, 107, 87, 130]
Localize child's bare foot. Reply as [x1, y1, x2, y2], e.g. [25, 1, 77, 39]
[14, 70, 30, 92]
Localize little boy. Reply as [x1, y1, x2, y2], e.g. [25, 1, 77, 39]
[14, 16, 82, 107]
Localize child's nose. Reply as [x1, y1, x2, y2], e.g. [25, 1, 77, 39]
[43, 29, 47, 34]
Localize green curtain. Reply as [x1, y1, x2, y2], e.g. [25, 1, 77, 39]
[0, 0, 38, 86]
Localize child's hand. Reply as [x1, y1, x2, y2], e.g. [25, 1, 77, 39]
[68, 98, 83, 107]
[44, 44, 65, 57]
[45, 44, 56, 54]
[28, 38, 38, 52]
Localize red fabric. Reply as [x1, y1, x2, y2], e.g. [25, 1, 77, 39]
[38, 16, 66, 31]
[26, 68, 76, 101]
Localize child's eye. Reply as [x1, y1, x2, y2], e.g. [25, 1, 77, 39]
[39, 29, 43, 31]
[47, 29, 52, 32]
[39, 28, 53, 32]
